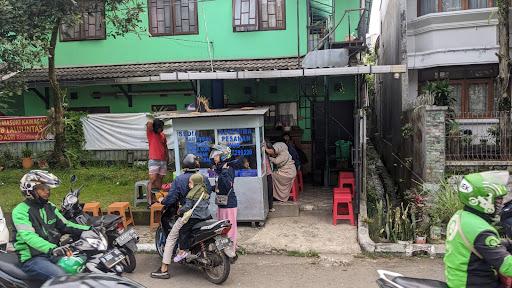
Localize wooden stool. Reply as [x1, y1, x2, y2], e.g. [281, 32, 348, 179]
[83, 202, 102, 217]
[150, 203, 164, 230]
[107, 202, 134, 228]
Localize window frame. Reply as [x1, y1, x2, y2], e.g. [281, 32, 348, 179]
[147, 0, 199, 37]
[447, 78, 494, 117]
[60, 0, 106, 42]
[417, 0, 495, 16]
[232, 0, 286, 32]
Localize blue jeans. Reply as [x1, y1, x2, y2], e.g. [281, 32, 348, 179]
[21, 255, 66, 281]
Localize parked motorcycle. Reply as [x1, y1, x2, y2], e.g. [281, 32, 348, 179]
[60, 175, 139, 272]
[155, 204, 233, 284]
[0, 226, 129, 288]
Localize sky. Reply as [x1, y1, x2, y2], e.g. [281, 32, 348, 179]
[368, 0, 382, 36]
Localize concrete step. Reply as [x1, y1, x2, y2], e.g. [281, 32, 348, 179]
[269, 201, 300, 218]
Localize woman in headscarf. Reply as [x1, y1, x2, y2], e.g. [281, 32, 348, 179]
[265, 142, 297, 202]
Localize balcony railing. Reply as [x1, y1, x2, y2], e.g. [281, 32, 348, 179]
[446, 111, 512, 161]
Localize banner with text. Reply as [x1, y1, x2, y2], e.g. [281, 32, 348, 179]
[0, 116, 49, 142]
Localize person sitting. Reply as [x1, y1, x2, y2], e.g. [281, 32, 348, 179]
[12, 170, 90, 282]
[151, 173, 210, 279]
[151, 155, 211, 279]
[264, 142, 297, 202]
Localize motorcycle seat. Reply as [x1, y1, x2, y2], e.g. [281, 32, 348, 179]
[88, 214, 122, 227]
[394, 276, 448, 288]
[0, 252, 29, 280]
[192, 220, 225, 230]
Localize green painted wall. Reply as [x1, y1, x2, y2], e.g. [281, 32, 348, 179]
[334, 0, 360, 42]
[2, 95, 24, 116]
[53, 0, 309, 67]
[22, 76, 356, 141]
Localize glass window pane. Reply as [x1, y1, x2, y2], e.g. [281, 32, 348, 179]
[468, 0, 488, 8]
[177, 130, 215, 169]
[217, 128, 258, 177]
[450, 84, 462, 114]
[420, 0, 438, 15]
[469, 83, 488, 112]
[442, 0, 462, 11]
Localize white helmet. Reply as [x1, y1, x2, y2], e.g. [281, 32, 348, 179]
[20, 170, 61, 199]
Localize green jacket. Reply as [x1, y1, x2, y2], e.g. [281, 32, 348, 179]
[12, 199, 90, 263]
[444, 208, 512, 288]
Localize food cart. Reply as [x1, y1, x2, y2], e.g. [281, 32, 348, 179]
[165, 107, 270, 226]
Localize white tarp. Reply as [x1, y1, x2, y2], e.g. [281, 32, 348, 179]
[82, 113, 173, 150]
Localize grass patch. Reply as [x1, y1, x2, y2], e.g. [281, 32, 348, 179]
[286, 250, 320, 258]
[0, 167, 173, 212]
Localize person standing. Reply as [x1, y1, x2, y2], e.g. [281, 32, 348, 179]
[263, 140, 275, 212]
[264, 142, 296, 202]
[146, 119, 168, 206]
[210, 144, 240, 258]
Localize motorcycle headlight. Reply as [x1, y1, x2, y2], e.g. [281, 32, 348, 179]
[67, 195, 78, 205]
[86, 237, 107, 251]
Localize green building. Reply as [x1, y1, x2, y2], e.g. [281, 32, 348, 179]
[8, 0, 373, 185]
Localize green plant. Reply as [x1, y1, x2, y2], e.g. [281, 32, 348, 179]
[425, 179, 463, 227]
[0, 150, 17, 168]
[21, 147, 32, 158]
[422, 80, 454, 107]
[401, 123, 414, 139]
[62, 111, 91, 168]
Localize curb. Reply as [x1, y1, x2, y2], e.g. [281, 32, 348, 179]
[137, 243, 156, 253]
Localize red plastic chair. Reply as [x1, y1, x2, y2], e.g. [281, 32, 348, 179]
[297, 170, 303, 193]
[332, 193, 355, 226]
[289, 177, 299, 202]
[338, 178, 355, 197]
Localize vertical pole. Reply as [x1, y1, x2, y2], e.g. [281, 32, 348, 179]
[323, 75, 330, 187]
[256, 127, 262, 177]
[173, 130, 180, 175]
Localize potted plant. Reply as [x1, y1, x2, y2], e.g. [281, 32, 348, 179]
[21, 147, 34, 169]
[34, 152, 49, 169]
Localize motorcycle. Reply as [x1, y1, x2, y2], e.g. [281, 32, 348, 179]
[0, 226, 129, 288]
[155, 203, 233, 284]
[0, 206, 8, 252]
[376, 200, 512, 288]
[41, 273, 146, 288]
[60, 175, 139, 273]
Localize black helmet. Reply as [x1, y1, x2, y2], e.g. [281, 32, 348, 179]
[182, 154, 198, 169]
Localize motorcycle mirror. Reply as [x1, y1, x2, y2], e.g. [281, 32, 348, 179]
[70, 175, 77, 183]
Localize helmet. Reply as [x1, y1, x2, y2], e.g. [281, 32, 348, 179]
[209, 144, 231, 162]
[458, 171, 510, 214]
[20, 170, 61, 199]
[57, 255, 86, 275]
[182, 154, 198, 169]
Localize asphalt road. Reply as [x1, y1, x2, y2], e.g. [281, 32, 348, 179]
[126, 253, 445, 288]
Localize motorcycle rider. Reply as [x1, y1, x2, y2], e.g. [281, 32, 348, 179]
[12, 170, 91, 282]
[151, 154, 212, 278]
[444, 171, 512, 288]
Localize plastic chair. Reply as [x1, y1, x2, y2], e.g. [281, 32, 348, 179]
[332, 193, 355, 226]
[83, 202, 101, 217]
[107, 202, 134, 228]
[289, 178, 299, 202]
[297, 170, 303, 193]
[134, 180, 150, 207]
[149, 203, 164, 230]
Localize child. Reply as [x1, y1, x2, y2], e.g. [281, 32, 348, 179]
[151, 173, 209, 279]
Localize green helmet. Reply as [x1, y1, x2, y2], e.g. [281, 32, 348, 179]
[57, 255, 86, 275]
[458, 171, 510, 214]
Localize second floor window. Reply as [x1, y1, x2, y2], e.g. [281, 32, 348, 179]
[61, 0, 106, 41]
[233, 0, 286, 32]
[148, 0, 198, 36]
[418, 0, 495, 16]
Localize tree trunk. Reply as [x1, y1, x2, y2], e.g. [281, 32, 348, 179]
[48, 20, 68, 167]
[497, 0, 511, 159]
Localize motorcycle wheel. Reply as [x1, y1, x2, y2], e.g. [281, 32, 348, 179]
[203, 249, 230, 285]
[155, 226, 165, 258]
[120, 248, 137, 273]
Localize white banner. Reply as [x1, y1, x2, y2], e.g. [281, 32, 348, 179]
[82, 113, 173, 150]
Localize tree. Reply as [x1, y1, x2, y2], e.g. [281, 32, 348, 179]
[0, 0, 143, 166]
[496, 0, 511, 111]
